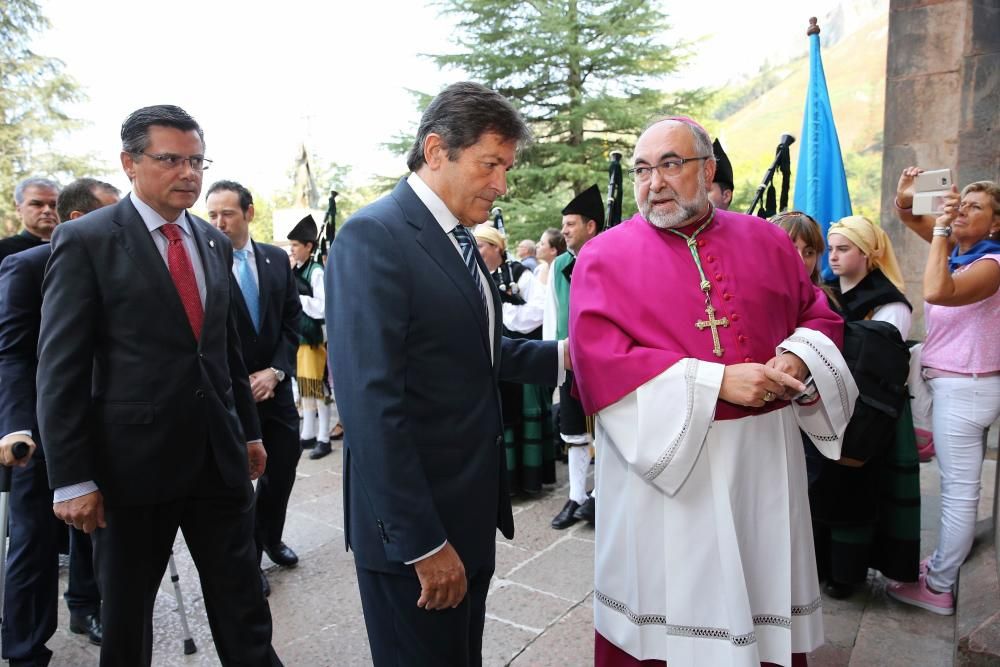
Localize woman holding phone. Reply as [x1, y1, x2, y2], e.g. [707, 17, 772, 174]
[889, 171, 1000, 615]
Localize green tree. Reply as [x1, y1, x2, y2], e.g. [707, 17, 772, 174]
[420, 0, 709, 241]
[0, 0, 102, 235]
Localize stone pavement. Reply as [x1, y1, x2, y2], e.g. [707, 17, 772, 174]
[43, 436, 997, 666]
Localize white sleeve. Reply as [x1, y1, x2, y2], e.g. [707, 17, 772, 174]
[542, 275, 558, 341]
[502, 269, 545, 334]
[871, 302, 912, 340]
[596, 358, 724, 496]
[777, 327, 859, 460]
[300, 265, 325, 320]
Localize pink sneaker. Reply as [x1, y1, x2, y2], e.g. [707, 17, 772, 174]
[887, 574, 954, 615]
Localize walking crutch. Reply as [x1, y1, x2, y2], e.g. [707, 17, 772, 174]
[0, 441, 32, 612]
[167, 551, 197, 654]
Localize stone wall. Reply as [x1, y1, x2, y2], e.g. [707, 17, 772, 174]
[881, 0, 1000, 336]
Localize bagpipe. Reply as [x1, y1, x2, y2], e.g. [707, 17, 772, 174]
[312, 189, 339, 264]
[489, 207, 527, 305]
[606, 151, 624, 229]
[746, 134, 795, 219]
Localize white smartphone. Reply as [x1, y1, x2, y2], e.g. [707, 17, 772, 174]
[913, 168, 954, 216]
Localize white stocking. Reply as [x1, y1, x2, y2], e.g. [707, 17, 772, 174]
[317, 398, 331, 444]
[301, 396, 317, 440]
[567, 445, 591, 504]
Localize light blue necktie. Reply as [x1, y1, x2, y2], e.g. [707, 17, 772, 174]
[451, 225, 489, 321]
[234, 248, 261, 332]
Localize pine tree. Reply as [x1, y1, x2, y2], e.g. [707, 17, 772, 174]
[430, 0, 708, 240]
[0, 0, 98, 234]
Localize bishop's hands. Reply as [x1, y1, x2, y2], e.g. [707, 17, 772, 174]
[248, 442, 267, 480]
[720, 355, 807, 408]
[54, 490, 106, 534]
[414, 542, 467, 610]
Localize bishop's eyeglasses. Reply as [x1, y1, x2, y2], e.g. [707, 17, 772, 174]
[133, 152, 213, 172]
[627, 156, 711, 182]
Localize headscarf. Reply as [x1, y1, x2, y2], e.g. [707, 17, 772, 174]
[472, 225, 506, 252]
[827, 215, 905, 291]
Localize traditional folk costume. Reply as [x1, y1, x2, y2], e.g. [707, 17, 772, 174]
[570, 207, 857, 667]
[813, 217, 920, 593]
[289, 215, 331, 454]
[544, 185, 604, 526]
[475, 226, 555, 495]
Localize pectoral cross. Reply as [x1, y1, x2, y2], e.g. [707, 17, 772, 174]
[696, 299, 729, 358]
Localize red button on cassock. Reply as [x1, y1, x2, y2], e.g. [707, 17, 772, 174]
[737, 334, 747, 343]
[697, 239, 706, 247]
[707, 255, 716, 263]
[723, 293, 733, 301]
[731, 313, 740, 322]
[744, 356, 753, 363]
[714, 273, 724, 281]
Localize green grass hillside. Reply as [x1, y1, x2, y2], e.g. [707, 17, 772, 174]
[707, 13, 888, 222]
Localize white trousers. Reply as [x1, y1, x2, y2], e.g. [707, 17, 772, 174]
[926, 375, 1000, 591]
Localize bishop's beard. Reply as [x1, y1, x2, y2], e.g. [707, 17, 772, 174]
[638, 173, 709, 229]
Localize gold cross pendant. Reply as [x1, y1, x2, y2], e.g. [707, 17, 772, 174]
[696, 302, 729, 357]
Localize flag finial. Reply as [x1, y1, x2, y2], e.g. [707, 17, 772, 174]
[807, 17, 820, 36]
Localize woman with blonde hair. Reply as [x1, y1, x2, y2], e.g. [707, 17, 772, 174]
[807, 215, 920, 600]
[887, 172, 1000, 615]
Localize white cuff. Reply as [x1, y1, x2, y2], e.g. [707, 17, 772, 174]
[404, 540, 447, 565]
[556, 339, 567, 386]
[54, 481, 99, 503]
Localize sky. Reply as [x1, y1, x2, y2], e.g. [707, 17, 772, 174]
[33, 0, 855, 196]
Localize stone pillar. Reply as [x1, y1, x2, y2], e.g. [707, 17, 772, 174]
[880, 0, 1000, 336]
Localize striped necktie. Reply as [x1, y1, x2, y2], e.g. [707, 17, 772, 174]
[234, 248, 261, 332]
[451, 225, 489, 320]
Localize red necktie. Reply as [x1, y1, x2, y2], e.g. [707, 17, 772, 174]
[159, 223, 204, 340]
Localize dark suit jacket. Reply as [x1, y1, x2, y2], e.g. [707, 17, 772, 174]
[327, 179, 558, 576]
[0, 244, 51, 450]
[230, 240, 301, 418]
[35, 196, 262, 506]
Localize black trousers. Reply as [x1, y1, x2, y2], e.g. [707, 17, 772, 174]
[254, 405, 301, 560]
[1, 455, 100, 666]
[356, 564, 493, 667]
[91, 453, 282, 667]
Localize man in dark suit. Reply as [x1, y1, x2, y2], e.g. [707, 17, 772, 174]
[0, 178, 60, 264]
[205, 180, 302, 597]
[36, 105, 281, 666]
[0, 178, 118, 666]
[328, 82, 567, 666]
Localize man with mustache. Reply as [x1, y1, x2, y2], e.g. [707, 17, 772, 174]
[327, 81, 566, 666]
[568, 117, 857, 667]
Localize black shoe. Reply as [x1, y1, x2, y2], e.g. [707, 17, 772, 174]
[69, 611, 102, 646]
[263, 541, 299, 567]
[330, 422, 344, 440]
[551, 500, 581, 529]
[300, 437, 316, 450]
[309, 440, 332, 460]
[573, 495, 595, 524]
[824, 580, 854, 599]
[260, 569, 271, 598]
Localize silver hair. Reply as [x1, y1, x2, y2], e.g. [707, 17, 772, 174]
[14, 177, 60, 205]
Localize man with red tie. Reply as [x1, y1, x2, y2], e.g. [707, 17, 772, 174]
[36, 105, 282, 666]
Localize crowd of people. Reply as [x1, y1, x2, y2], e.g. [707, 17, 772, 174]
[0, 81, 996, 667]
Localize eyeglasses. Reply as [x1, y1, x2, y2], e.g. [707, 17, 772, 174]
[133, 152, 212, 172]
[627, 156, 711, 182]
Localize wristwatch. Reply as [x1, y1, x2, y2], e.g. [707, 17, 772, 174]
[270, 367, 286, 382]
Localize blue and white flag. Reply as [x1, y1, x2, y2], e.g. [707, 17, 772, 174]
[794, 27, 852, 281]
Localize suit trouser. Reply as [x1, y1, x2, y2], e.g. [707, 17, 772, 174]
[1, 456, 100, 666]
[356, 564, 493, 667]
[254, 404, 301, 558]
[91, 453, 282, 667]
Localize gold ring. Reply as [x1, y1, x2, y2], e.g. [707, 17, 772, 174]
[763, 391, 775, 402]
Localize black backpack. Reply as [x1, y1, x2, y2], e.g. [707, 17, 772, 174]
[838, 320, 911, 462]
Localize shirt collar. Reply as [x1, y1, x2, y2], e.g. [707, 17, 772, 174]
[130, 192, 190, 236]
[407, 172, 461, 235]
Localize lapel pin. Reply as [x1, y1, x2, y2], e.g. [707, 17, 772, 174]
[209, 239, 215, 248]
[265, 257, 271, 264]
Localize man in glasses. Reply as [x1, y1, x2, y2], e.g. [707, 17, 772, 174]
[36, 105, 282, 666]
[567, 117, 857, 667]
